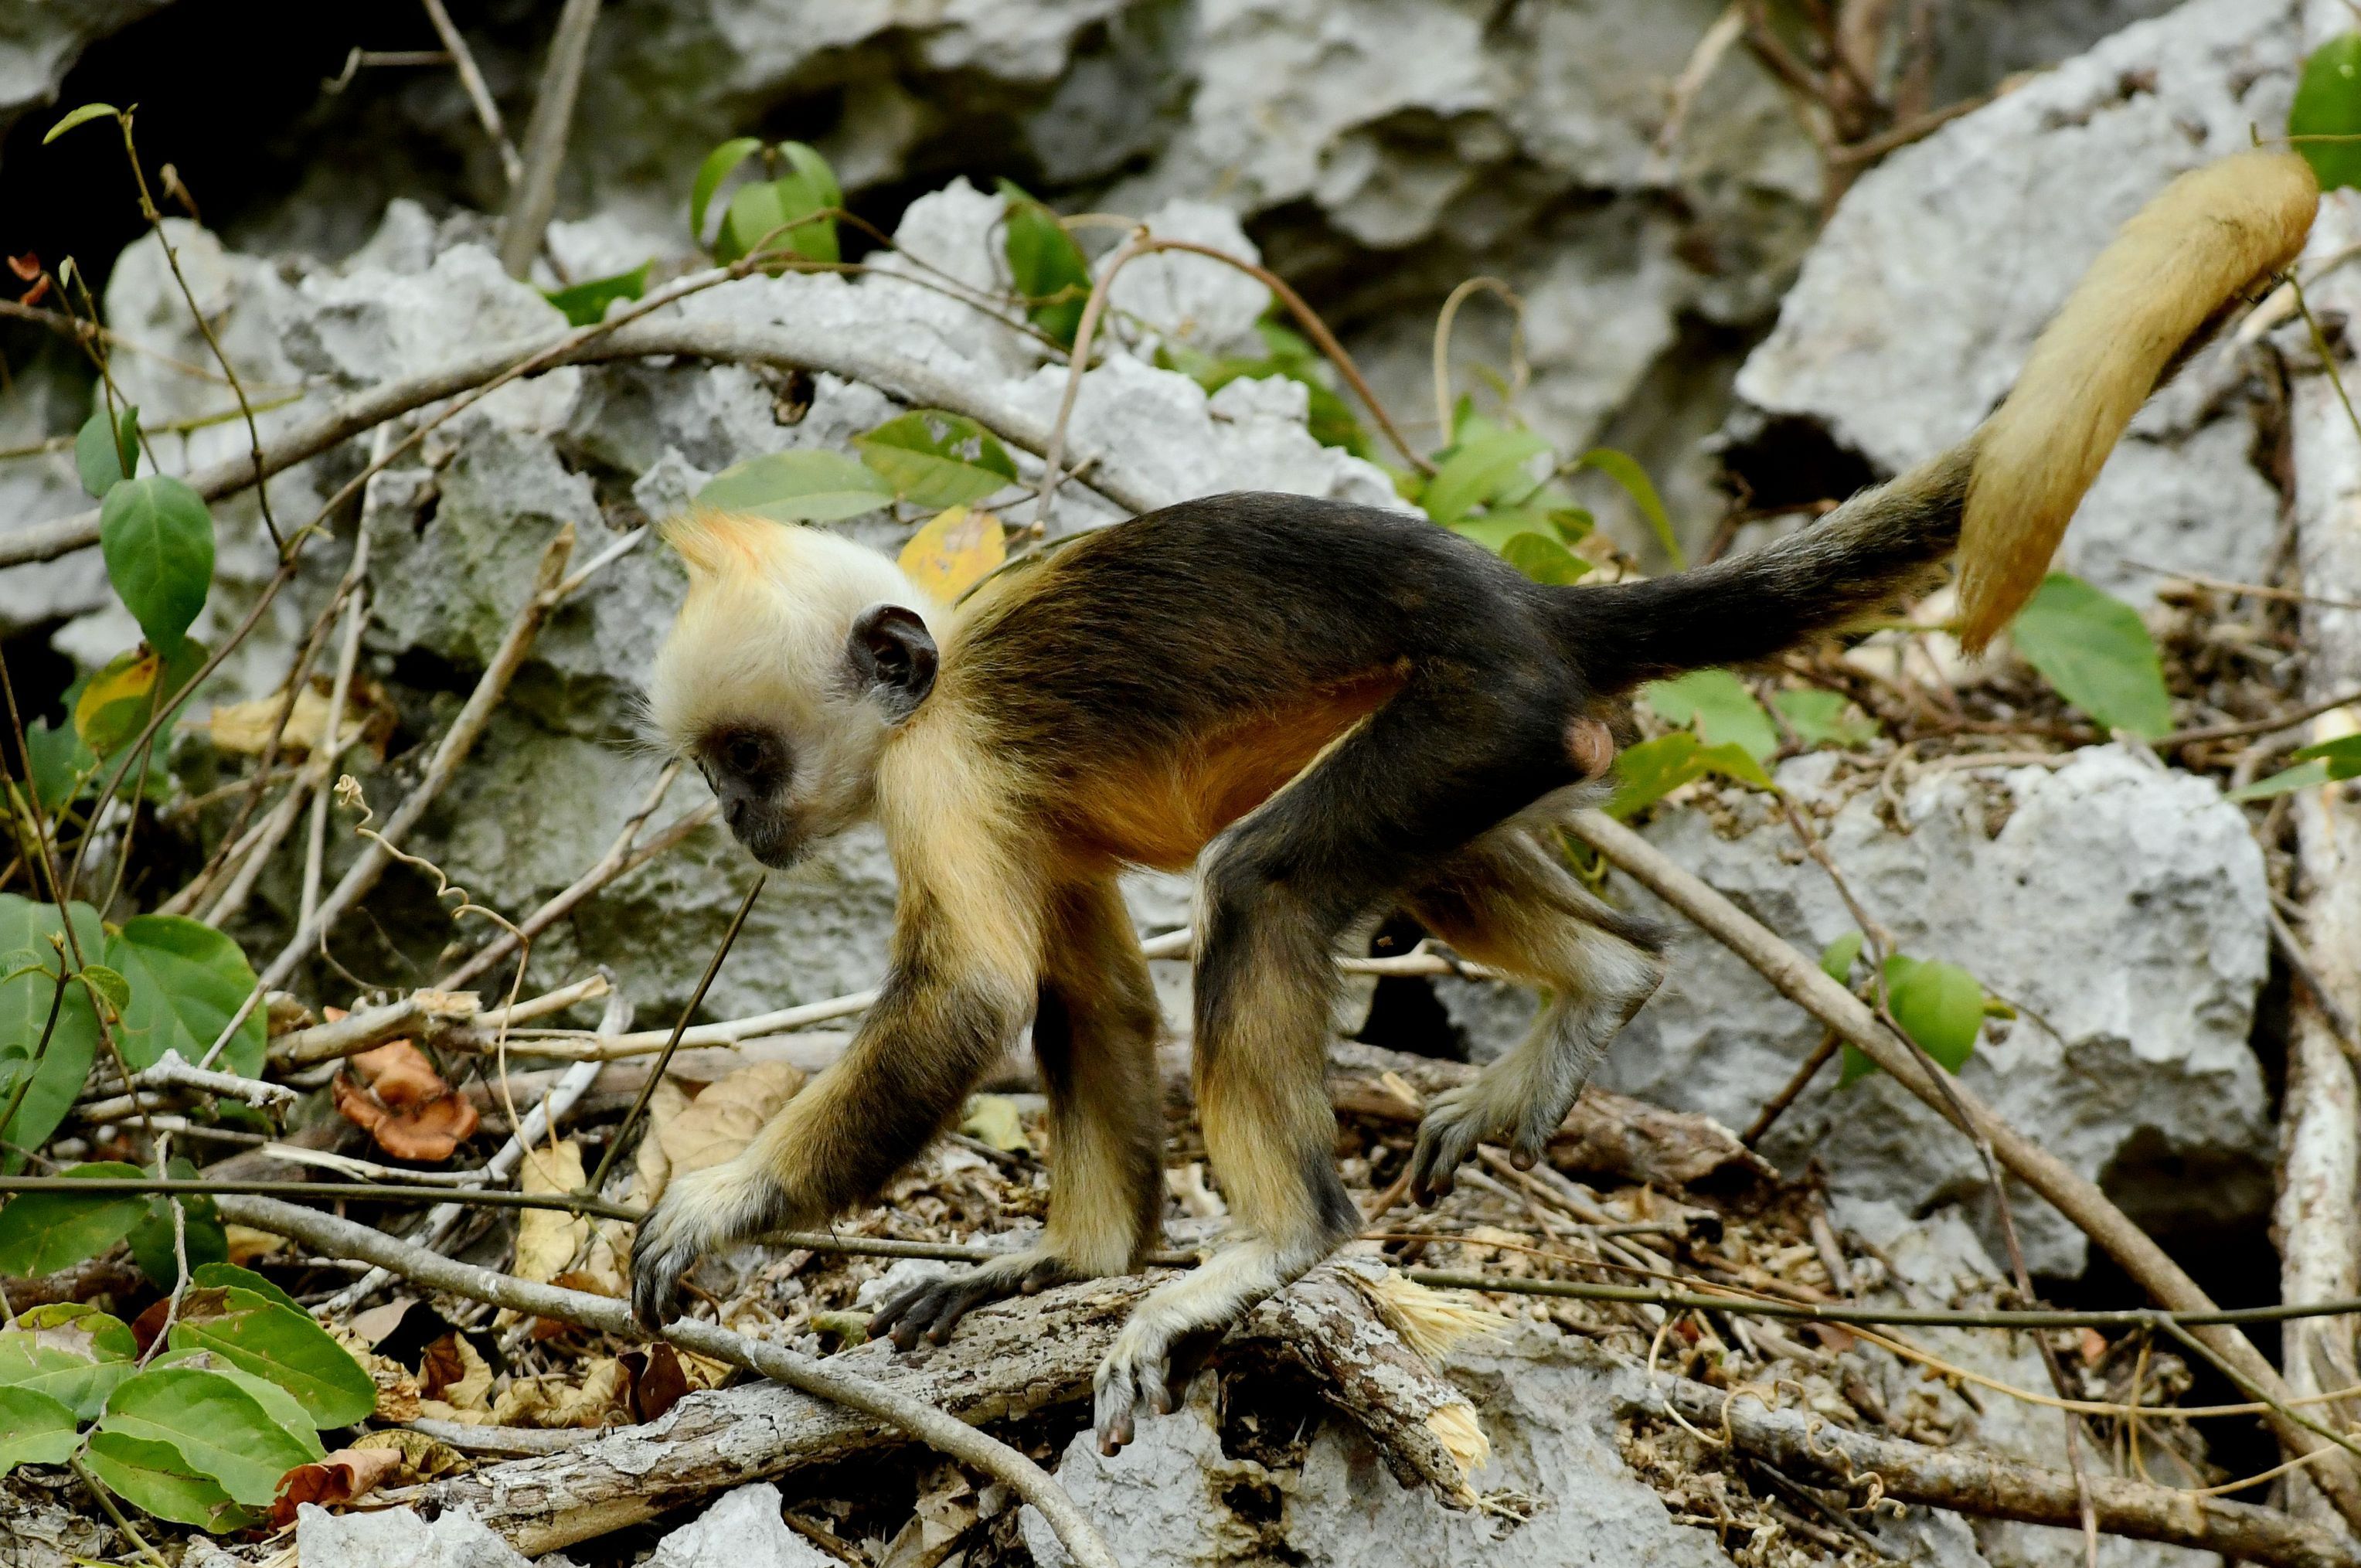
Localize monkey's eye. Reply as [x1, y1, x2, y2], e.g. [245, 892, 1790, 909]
[725, 734, 767, 776]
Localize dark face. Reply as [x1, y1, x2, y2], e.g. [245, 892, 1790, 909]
[696, 724, 801, 867]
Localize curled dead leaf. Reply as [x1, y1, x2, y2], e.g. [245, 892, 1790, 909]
[207, 675, 394, 758]
[349, 1427, 465, 1481]
[335, 1038, 478, 1160]
[420, 1332, 493, 1413]
[491, 1356, 626, 1429]
[270, 1445, 406, 1525]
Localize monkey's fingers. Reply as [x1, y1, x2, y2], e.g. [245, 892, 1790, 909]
[1407, 1095, 1488, 1205]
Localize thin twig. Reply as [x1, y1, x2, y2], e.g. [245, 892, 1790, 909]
[496, 0, 601, 278]
[585, 875, 764, 1193]
[420, 0, 523, 186]
[213, 1192, 1124, 1568]
[1740, 1029, 1839, 1145]
[299, 525, 373, 928]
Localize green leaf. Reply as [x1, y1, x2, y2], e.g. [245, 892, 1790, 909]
[2009, 573, 2172, 739]
[103, 914, 267, 1076]
[0, 1303, 137, 1420]
[1422, 427, 1550, 528]
[714, 143, 841, 266]
[1644, 669, 1779, 762]
[691, 136, 763, 247]
[779, 139, 843, 216]
[998, 179, 1093, 346]
[75, 404, 138, 498]
[1775, 687, 1881, 750]
[543, 261, 649, 327]
[1606, 733, 1774, 820]
[1819, 930, 1864, 986]
[127, 1158, 228, 1290]
[1843, 955, 1985, 1086]
[0, 1385, 78, 1475]
[696, 448, 894, 523]
[1498, 530, 1590, 586]
[22, 712, 97, 815]
[1575, 447, 1683, 568]
[72, 635, 206, 759]
[43, 103, 119, 143]
[98, 474, 215, 656]
[0, 898, 105, 1153]
[1887, 957, 1985, 1071]
[165, 1287, 377, 1428]
[146, 1350, 323, 1456]
[100, 1363, 321, 1505]
[190, 1261, 307, 1317]
[2293, 36, 2361, 192]
[855, 410, 1019, 508]
[0, 1160, 145, 1277]
[83, 1430, 263, 1532]
[2230, 735, 2361, 801]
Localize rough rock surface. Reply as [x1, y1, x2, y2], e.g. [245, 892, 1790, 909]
[1020, 1325, 1732, 1568]
[295, 1500, 532, 1568]
[1724, 0, 2298, 605]
[640, 1482, 839, 1568]
[1482, 747, 2271, 1279]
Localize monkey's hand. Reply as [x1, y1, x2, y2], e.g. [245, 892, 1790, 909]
[869, 1243, 1084, 1351]
[1405, 1072, 1557, 1204]
[631, 1159, 781, 1329]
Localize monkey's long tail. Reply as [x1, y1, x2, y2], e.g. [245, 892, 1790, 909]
[1569, 148, 2318, 696]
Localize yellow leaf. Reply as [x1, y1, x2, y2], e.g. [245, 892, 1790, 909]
[515, 1138, 590, 1286]
[206, 683, 334, 755]
[74, 648, 160, 733]
[959, 1093, 1031, 1154]
[897, 505, 1005, 600]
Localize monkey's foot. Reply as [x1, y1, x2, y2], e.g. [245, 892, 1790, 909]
[869, 1246, 1084, 1352]
[629, 1160, 781, 1329]
[1405, 1073, 1561, 1204]
[1092, 1237, 1309, 1454]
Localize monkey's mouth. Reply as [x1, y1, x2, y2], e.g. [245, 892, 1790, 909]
[727, 810, 809, 870]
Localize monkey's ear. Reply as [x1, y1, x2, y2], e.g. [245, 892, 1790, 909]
[846, 604, 938, 721]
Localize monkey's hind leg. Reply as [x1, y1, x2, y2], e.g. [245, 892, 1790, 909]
[1094, 682, 1578, 1452]
[873, 879, 1165, 1350]
[1400, 822, 1665, 1201]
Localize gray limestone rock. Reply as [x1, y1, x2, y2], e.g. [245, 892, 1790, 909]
[1022, 1325, 1733, 1568]
[294, 1502, 530, 1568]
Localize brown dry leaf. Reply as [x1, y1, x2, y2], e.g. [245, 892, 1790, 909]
[349, 1428, 465, 1481]
[491, 1357, 627, 1429]
[269, 1445, 406, 1525]
[335, 1038, 479, 1161]
[328, 1324, 424, 1422]
[514, 1138, 590, 1286]
[621, 1344, 693, 1423]
[897, 504, 1005, 600]
[345, 1298, 417, 1347]
[632, 1075, 692, 1205]
[420, 1332, 493, 1412]
[657, 1060, 805, 1179]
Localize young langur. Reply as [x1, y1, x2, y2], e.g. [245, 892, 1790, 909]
[631, 151, 2317, 1451]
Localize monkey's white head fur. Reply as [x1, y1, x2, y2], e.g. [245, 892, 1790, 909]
[650, 508, 941, 866]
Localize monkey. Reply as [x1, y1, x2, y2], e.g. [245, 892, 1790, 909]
[628, 150, 2317, 1454]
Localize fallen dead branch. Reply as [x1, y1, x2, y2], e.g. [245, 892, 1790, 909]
[215, 1192, 1122, 1568]
[1567, 807, 2361, 1528]
[1630, 1374, 2361, 1568]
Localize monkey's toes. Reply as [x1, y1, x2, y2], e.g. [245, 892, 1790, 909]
[1407, 1094, 1488, 1203]
[873, 1257, 1075, 1352]
[1093, 1332, 1172, 1456]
